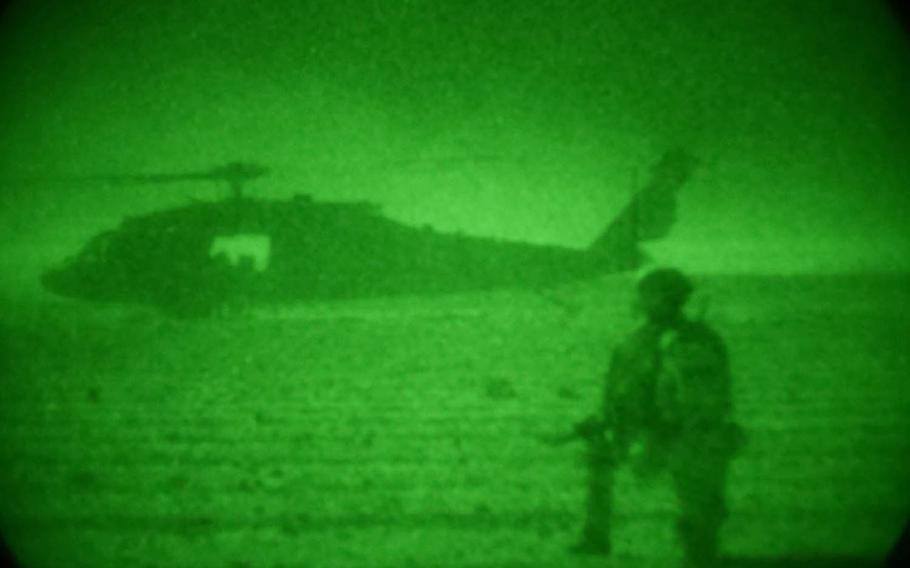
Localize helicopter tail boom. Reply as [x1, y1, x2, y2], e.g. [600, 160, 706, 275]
[587, 149, 697, 270]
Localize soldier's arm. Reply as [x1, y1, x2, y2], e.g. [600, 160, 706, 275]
[578, 344, 632, 438]
[714, 336, 734, 419]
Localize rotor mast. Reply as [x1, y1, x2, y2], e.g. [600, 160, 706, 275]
[211, 161, 269, 201]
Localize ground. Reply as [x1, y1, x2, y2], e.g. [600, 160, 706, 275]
[0, 273, 908, 568]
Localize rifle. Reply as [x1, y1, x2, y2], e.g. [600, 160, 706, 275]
[535, 430, 585, 447]
[536, 416, 618, 466]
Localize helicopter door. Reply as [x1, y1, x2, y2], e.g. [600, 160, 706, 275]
[209, 233, 271, 272]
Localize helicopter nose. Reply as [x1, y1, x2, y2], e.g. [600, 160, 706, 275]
[40, 267, 71, 295]
[40, 268, 59, 290]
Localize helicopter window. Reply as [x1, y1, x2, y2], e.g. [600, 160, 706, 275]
[81, 232, 113, 263]
[209, 234, 271, 272]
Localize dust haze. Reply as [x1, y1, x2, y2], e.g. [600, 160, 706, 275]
[1, 2, 909, 567]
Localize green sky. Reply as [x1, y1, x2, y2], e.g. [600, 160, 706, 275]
[1, 0, 909, 284]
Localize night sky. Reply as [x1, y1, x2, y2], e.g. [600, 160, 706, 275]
[1, 0, 909, 291]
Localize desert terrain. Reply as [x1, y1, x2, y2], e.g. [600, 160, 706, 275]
[1, 273, 908, 567]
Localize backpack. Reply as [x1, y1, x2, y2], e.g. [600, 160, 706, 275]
[655, 321, 732, 429]
[656, 321, 746, 457]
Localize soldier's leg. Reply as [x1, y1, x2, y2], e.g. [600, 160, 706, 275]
[572, 449, 616, 555]
[669, 441, 730, 567]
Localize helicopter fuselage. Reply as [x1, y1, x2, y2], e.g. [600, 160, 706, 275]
[42, 195, 627, 316]
[40, 150, 695, 316]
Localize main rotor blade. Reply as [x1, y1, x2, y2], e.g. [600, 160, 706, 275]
[72, 172, 221, 185]
[2, 163, 269, 187]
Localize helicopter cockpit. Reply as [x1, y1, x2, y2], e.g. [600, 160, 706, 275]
[78, 231, 114, 264]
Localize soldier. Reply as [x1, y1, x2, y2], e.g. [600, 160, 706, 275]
[569, 268, 743, 567]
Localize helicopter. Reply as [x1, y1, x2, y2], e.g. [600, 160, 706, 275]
[39, 150, 697, 317]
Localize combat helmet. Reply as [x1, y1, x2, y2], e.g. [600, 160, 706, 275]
[636, 267, 693, 322]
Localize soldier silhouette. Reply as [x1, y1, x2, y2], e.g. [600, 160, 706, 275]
[569, 268, 744, 567]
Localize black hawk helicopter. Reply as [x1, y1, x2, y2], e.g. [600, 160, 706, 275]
[40, 150, 697, 317]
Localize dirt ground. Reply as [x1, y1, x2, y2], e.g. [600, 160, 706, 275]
[1, 273, 908, 567]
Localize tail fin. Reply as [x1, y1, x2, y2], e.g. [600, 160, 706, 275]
[588, 149, 698, 271]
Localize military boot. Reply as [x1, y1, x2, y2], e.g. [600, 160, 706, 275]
[568, 531, 611, 557]
[677, 519, 721, 568]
